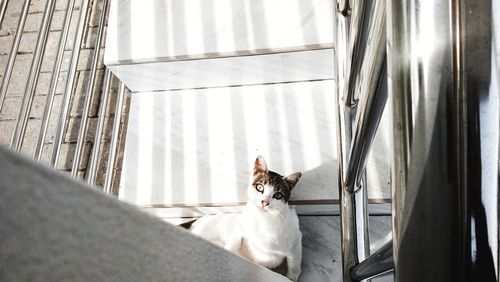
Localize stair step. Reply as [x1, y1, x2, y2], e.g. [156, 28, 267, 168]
[107, 49, 333, 91]
[118, 80, 391, 207]
[105, 0, 333, 64]
[104, 0, 335, 91]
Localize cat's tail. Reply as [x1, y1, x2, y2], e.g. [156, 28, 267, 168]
[178, 219, 198, 229]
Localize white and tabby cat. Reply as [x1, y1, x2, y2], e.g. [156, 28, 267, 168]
[189, 156, 303, 281]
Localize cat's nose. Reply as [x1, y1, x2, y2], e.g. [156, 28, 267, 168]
[261, 199, 269, 207]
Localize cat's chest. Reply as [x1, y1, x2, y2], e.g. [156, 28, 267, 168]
[242, 211, 299, 249]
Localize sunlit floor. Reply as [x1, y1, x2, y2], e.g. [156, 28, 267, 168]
[298, 214, 392, 282]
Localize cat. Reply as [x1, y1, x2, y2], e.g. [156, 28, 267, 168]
[189, 156, 303, 281]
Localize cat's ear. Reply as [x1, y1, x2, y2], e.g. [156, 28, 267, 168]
[253, 156, 268, 176]
[284, 172, 302, 189]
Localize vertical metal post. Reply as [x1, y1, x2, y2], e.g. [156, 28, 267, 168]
[388, 0, 499, 281]
[50, 0, 91, 167]
[334, 1, 371, 280]
[35, 0, 77, 161]
[334, 10, 355, 281]
[0, 0, 31, 115]
[10, 0, 56, 151]
[103, 81, 125, 194]
[71, 0, 110, 177]
[87, 68, 112, 186]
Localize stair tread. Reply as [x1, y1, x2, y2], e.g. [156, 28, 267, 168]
[118, 80, 391, 207]
[105, 0, 334, 65]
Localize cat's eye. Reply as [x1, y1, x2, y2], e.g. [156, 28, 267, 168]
[255, 184, 264, 193]
[273, 192, 284, 200]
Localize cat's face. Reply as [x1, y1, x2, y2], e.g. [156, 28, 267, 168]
[247, 156, 302, 213]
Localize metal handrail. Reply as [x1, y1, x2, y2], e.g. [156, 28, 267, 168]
[344, 0, 367, 108]
[0, 0, 128, 195]
[350, 241, 394, 281]
[0, 0, 8, 28]
[35, 0, 78, 160]
[103, 81, 126, 194]
[10, 0, 56, 151]
[71, 0, 110, 177]
[344, 0, 386, 193]
[51, 0, 91, 167]
[0, 0, 31, 115]
[335, 0, 391, 281]
[338, 0, 499, 281]
[87, 68, 112, 186]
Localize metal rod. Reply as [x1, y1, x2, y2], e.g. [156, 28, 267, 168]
[71, 0, 110, 177]
[344, 0, 386, 192]
[345, 68, 387, 192]
[87, 68, 111, 186]
[35, 0, 77, 161]
[334, 13, 355, 282]
[0, 0, 31, 115]
[50, 0, 91, 167]
[344, 0, 366, 107]
[356, 172, 370, 261]
[0, 0, 9, 28]
[103, 81, 125, 194]
[10, 0, 56, 151]
[350, 241, 394, 281]
[334, 6, 371, 281]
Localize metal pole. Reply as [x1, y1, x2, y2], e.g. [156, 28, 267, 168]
[71, 0, 110, 177]
[103, 81, 125, 194]
[50, 0, 91, 167]
[10, 0, 56, 151]
[350, 241, 394, 281]
[334, 2, 371, 280]
[344, 0, 366, 107]
[334, 11, 356, 282]
[388, 0, 499, 280]
[34, 0, 77, 161]
[344, 0, 386, 192]
[87, 68, 112, 186]
[0, 0, 8, 28]
[0, 0, 31, 115]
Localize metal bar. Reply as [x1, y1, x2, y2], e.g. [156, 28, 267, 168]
[334, 11, 355, 282]
[0, 0, 8, 28]
[345, 72, 387, 189]
[10, 0, 56, 151]
[355, 172, 370, 262]
[0, 0, 31, 115]
[344, 0, 386, 192]
[71, 0, 110, 177]
[86, 68, 112, 186]
[334, 6, 370, 281]
[388, 0, 499, 280]
[344, 0, 366, 107]
[103, 81, 125, 194]
[34, 0, 77, 161]
[50, 0, 91, 167]
[350, 241, 394, 281]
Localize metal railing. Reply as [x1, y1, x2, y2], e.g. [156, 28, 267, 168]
[334, 0, 391, 280]
[335, 0, 500, 281]
[0, 0, 128, 194]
